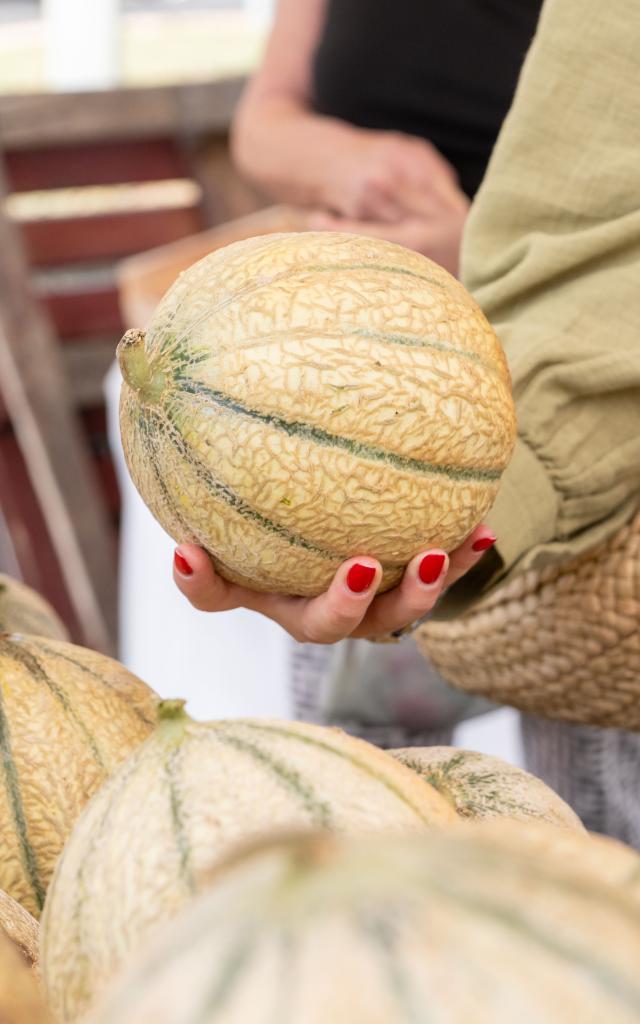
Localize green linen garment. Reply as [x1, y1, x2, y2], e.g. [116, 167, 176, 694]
[439, 0, 640, 616]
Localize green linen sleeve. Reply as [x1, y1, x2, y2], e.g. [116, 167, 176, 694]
[442, 0, 640, 612]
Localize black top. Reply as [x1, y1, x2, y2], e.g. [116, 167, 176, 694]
[313, 0, 542, 198]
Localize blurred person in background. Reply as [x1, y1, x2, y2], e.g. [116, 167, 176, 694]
[231, 0, 542, 276]
[225, 0, 542, 752]
[175, 0, 640, 843]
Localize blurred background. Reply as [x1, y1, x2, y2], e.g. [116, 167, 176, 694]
[0, 0, 283, 701]
[0, 1, 273, 93]
[0, 0, 521, 759]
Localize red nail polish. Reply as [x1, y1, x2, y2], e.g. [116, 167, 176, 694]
[418, 553, 446, 585]
[174, 551, 193, 577]
[346, 563, 376, 594]
[472, 535, 497, 552]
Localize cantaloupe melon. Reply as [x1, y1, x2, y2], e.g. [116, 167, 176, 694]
[391, 746, 584, 829]
[0, 930, 49, 1023]
[0, 575, 68, 641]
[41, 702, 455, 1021]
[0, 633, 157, 917]
[457, 818, 640, 895]
[118, 231, 516, 596]
[0, 889, 38, 969]
[87, 824, 640, 1024]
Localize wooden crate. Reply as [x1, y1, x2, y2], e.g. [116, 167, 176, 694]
[118, 204, 305, 327]
[0, 79, 263, 650]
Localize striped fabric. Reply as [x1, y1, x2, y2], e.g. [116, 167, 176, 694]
[290, 637, 485, 750]
[292, 641, 640, 849]
[521, 715, 640, 850]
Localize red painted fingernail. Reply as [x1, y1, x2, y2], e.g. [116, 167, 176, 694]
[346, 563, 377, 593]
[418, 553, 447, 585]
[472, 534, 497, 552]
[174, 551, 193, 577]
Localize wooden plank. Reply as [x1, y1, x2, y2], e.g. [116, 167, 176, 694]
[80, 406, 121, 525]
[182, 136, 263, 229]
[0, 78, 245, 150]
[5, 140, 189, 192]
[0, 156, 117, 653]
[118, 204, 303, 326]
[0, 503, 20, 578]
[20, 204, 203, 266]
[40, 287, 123, 340]
[0, 431, 82, 639]
[62, 338, 119, 407]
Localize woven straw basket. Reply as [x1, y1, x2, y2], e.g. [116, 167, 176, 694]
[416, 510, 640, 729]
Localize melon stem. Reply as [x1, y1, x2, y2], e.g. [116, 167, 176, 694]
[156, 698, 189, 723]
[117, 329, 167, 403]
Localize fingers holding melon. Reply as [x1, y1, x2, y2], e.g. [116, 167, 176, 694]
[121, 231, 516, 602]
[171, 522, 493, 643]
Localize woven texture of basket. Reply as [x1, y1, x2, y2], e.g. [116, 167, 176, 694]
[416, 510, 640, 729]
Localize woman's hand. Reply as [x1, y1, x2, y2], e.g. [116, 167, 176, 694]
[324, 130, 461, 224]
[308, 181, 470, 276]
[232, 0, 464, 229]
[172, 525, 496, 645]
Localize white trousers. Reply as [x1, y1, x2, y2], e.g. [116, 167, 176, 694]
[105, 362, 291, 722]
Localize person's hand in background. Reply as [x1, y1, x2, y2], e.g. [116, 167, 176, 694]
[318, 129, 460, 223]
[231, 0, 469, 275]
[172, 524, 495, 645]
[308, 176, 470, 276]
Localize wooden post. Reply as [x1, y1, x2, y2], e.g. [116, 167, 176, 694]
[42, 0, 121, 92]
[243, 0, 275, 28]
[0, 507, 20, 578]
[0, 156, 117, 653]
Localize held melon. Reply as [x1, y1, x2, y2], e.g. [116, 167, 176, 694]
[40, 701, 456, 1022]
[391, 746, 584, 830]
[0, 633, 157, 918]
[117, 231, 516, 596]
[0, 575, 68, 641]
[87, 825, 640, 1024]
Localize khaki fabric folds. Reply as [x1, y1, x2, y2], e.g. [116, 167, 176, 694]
[441, 0, 640, 614]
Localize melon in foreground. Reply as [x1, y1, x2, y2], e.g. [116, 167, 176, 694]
[391, 746, 584, 830]
[0, 574, 68, 641]
[0, 930, 50, 1023]
[0, 889, 39, 970]
[0, 633, 157, 917]
[87, 824, 640, 1024]
[454, 817, 640, 897]
[118, 231, 516, 596]
[41, 703, 455, 1022]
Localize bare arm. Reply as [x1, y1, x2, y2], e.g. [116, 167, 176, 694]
[231, 0, 458, 220]
[231, 0, 357, 208]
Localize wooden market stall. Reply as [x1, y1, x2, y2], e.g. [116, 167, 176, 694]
[0, 77, 264, 652]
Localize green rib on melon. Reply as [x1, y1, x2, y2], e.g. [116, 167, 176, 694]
[40, 702, 456, 1022]
[118, 231, 516, 595]
[391, 746, 584, 830]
